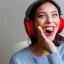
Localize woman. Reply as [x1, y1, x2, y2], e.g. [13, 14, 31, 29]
[10, 0, 64, 64]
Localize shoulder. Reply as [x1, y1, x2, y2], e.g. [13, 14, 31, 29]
[10, 47, 30, 64]
[59, 42, 64, 60]
[59, 41, 64, 51]
[12, 47, 30, 59]
[59, 41, 64, 53]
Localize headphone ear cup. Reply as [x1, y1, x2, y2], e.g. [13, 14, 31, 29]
[24, 20, 35, 36]
[58, 18, 64, 33]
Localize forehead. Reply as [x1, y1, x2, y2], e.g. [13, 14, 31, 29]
[36, 2, 58, 13]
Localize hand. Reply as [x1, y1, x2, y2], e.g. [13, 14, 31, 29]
[37, 26, 57, 53]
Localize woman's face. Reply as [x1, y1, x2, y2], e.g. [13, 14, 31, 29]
[34, 2, 60, 41]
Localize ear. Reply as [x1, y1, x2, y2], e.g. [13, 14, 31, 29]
[58, 18, 64, 33]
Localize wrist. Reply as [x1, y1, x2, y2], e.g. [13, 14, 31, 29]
[49, 47, 57, 54]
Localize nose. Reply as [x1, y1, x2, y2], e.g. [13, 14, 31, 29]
[45, 16, 53, 24]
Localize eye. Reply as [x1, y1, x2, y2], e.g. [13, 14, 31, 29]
[52, 14, 58, 17]
[38, 15, 46, 19]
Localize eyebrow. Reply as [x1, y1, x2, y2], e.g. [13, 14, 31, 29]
[51, 11, 58, 13]
[37, 12, 46, 14]
[37, 11, 58, 14]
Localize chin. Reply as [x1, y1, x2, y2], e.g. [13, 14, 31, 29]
[47, 36, 55, 42]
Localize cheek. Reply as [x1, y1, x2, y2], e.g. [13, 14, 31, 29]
[35, 19, 45, 26]
[34, 19, 44, 33]
[55, 19, 60, 31]
[56, 19, 60, 27]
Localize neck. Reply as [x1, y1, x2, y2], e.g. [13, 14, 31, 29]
[30, 43, 49, 57]
[30, 43, 58, 57]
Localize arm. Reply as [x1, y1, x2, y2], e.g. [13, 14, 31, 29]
[9, 58, 18, 64]
[37, 26, 64, 64]
[9, 57, 18, 64]
[47, 52, 64, 64]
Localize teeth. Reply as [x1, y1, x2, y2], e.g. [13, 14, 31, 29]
[46, 27, 53, 31]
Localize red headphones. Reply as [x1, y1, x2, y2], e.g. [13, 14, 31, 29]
[24, 17, 64, 36]
[24, 18, 35, 36]
[58, 18, 64, 33]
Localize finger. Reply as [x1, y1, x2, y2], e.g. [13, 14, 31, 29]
[38, 26, 47, 40]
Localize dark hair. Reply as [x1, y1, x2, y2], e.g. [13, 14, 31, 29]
[25, 0, 62, 46]
[26, 0, 62, 20]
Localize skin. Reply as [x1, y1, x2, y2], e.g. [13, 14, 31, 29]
[30, 2, 60, 56]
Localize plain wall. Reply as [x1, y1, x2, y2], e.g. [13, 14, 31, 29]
[0, 0, 64, 64]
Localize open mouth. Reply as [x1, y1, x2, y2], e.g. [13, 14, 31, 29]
[43, 26, 54, 35]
